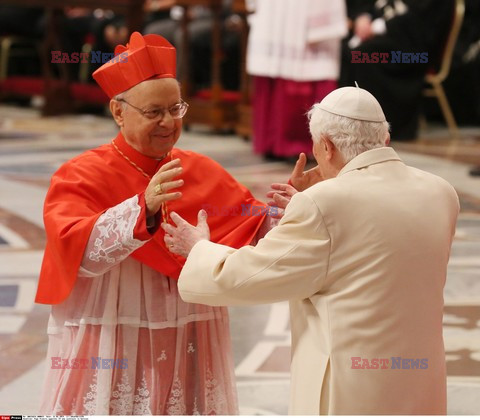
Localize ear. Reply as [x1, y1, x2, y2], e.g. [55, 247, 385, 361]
[312, 139, 321, 160]
[110, 99, 125, 128]
[385, 132, 391, 146]
[323, 136, 336, 161]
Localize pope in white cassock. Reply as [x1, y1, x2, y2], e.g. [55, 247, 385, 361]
[162, 87, 459, 415]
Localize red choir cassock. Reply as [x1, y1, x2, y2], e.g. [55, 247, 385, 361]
[35, 32, 267, 305]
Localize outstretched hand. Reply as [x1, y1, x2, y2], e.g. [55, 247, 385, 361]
[162, 210, 210, 258]
[266, 183, 298, 219]
[289, 153, 323, 192]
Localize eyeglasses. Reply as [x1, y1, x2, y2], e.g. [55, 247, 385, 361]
[117, 98, 189, 120]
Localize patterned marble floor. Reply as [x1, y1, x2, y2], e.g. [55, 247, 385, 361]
[0, 104, 479, 415]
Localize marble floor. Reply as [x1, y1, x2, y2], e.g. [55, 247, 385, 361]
[0, 104, 479, 415]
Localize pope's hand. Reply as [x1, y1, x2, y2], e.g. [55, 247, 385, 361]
[162, 210, 210, 258]
[145, 158, 184, 217]
[289, 153, 323, 192]
[266, 183, 298, 219]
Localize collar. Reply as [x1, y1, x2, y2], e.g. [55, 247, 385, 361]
[112, 132, 170, 178]
[337, 147, 403, 177]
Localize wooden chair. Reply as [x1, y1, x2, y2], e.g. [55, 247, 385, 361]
[423, 0, 465, 139]
[232, 0, 251, 140]
[0, 36, 40, 82]
[177, 0, 241, 132]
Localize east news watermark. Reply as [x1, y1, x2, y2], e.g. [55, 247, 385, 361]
[351, 356, 428, 369]
[51, 357, 128, 369]
[51, 50, 128, 64]
[351, 51, 429, 64]
[202, 203, 279, 217]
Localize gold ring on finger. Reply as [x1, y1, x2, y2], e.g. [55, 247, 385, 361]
[154, 184, 163, 194]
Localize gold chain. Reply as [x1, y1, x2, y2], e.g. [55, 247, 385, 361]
[112, 140, 171, 224]
[112, 140, 151, 179]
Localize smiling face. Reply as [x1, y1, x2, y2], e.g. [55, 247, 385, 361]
[110, 78, 182, 159]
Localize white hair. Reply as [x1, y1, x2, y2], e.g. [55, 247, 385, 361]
[308, 104, 390, 163]
[113, 92, 126, 101]
[112, 90, 129, 110]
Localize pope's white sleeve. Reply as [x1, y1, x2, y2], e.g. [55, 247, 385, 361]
[178, 192, 331, 306]
[78, 195, 148, 277]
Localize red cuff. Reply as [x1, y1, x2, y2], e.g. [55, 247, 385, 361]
[134, 192, 156, 241]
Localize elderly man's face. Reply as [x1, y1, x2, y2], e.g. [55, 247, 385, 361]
[117, 78, 182, 159]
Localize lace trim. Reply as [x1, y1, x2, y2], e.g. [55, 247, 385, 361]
[205, 368, 228, 415]
[133, 374, 152, 415]
[53, 361, 230, 414]
[166, 369, 228, 415]
[79, 196, 146, 276]
[110, 371, 132, 414]
[89, 195, 145, 263]
[166, 377, 187, 415]
[83, 370, 98, 415]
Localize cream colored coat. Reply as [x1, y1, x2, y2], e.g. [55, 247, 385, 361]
[178, 147, 459, 415]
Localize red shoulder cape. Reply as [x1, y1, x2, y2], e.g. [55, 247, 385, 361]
[35, 133, 267, 304]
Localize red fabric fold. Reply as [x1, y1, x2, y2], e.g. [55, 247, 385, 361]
[35, 133, 267, 304]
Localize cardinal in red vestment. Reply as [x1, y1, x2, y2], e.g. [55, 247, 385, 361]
[35, 32, 271, 415]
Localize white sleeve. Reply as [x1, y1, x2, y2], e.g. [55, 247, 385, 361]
[306, 0, 348, 43]
[178, 192, 331, 306]
[78, 196, 148, 277]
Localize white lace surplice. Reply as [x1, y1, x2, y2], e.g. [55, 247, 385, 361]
[39, 196, 245, 415]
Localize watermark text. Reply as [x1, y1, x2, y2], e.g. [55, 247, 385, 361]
[351, 51, 428, 64]
[351, 356, 428, 369]
[202, 203, 279, 217]
[51, 357, 128, 369]
[51, 51, 128, 64]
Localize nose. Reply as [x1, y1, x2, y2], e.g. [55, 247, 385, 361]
[157, 110, 174, 127]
